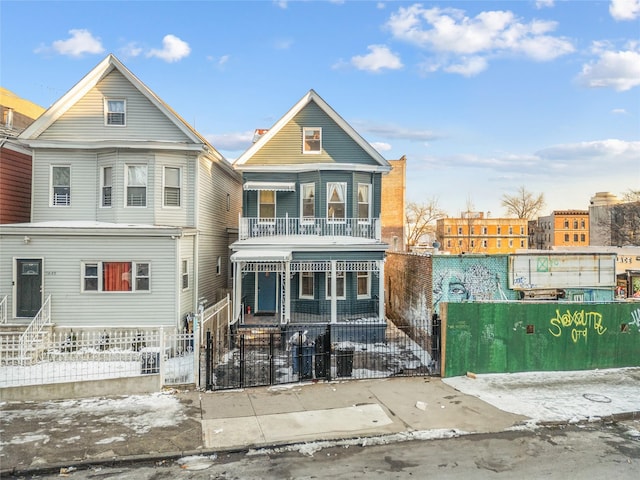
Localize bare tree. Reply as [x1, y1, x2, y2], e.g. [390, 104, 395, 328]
[501, 186, 545, 219]
[406, 198, 446, 248]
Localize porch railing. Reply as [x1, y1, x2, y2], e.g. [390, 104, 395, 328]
[19, 294, 52, 365]
[0, 295, 7, 324]
[239, 215, 381, 241]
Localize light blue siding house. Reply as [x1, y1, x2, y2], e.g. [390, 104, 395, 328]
[230, 90, 391, 328]
[0, 54, 241, 332]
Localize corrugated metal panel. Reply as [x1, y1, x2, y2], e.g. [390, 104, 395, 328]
[509, 254, 616, 289]
[39, 70, 192, 143]
[246, 101, 377, 166]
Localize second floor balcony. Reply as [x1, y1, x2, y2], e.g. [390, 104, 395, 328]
[239, 215, 381, 241]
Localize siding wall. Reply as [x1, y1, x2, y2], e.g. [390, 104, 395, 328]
[179, 234, 195, 324]
[246, 101, 377, 166]
[0, 147, 32, 223]
[0, 234, 178, 328]
[39, 70, 191, 142]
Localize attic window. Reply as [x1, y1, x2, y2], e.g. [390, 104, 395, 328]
[105, 99, 126, 126]
[303, 127, 321, 154]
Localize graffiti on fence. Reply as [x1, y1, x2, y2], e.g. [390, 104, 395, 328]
[630, 308, 640, 332]
[548, 309, 607, 343]
[433, 264, 503, 311]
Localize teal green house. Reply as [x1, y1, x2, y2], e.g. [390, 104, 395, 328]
[230, 90, 391, 327]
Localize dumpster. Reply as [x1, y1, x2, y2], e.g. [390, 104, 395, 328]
[292, 345, 314, 379]
[141, 350, 160, 374]
[336, 346, 355, 377]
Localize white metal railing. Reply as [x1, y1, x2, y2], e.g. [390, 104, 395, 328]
[1, 328, 195, 388]
[18, 294, 51, 364]
[239, 215, 381, 241]
[0, 295, 7, 324]
[199, 294, 231, 346]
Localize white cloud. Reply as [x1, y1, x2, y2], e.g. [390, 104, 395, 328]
[444, 56, 488, 76]
[119, 42, 143, 58]
[147, 34, 191, 62]
[611, 108, 627, 114]
[206, 131, 254, 151]
[350, 45, 403, 72]
[273, 0, 288, 9]
[36, 29, 104, 57]
[371, 142, 392, 152]
[385, 5, 574, 75]
[577, 45, 640, 91]
[609, 0, 640, 20]
[536, 139, 640, 165]
[358, 123, 441, 142]
[535, 0, 555, 8]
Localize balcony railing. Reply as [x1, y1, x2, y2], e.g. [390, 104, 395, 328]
[239, 215, 381, 241]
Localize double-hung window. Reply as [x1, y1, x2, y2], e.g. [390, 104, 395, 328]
[182, 260, 189, 290]
[105, 99, 126, 126]
[327, 182, 346, 221]
[101, 166, 112, 207]
[357, 184, 371, 222]
[82, 261, 150, 292]
[258, 190, 275, 220]
[163, 167, 181, 207]
[303, 127, 321, 153]
[301, 183, 315, 221]
[126, 165, 147, 207]
[357, 271, 370, 299]
[52, 165, 70, 206]
[326, 271, 345, 299]
[300, 272, 314, 299]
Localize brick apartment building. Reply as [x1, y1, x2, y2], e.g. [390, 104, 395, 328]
[532, 210, 590, 250]
[380, 155, 406, 252]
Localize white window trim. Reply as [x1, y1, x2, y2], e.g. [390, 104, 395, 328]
[104, 98, 126, 126]
[327, 182, 347, 223]
[125, 164, 147, 208]
[299, 271, 314, 299]
[101, 166, 112, 208]
[302, 127, 322, 154]
[325, 271, 346, 300]
[81, 261, 151, 293]
[162, 166, 181, 208]
[357, 271, 371, 300]
[216, 256, 221, 276]
[182, 259, 189, 290]
[300, 183, 315, 223]
[258, 190, 276, 223]
[50, 164, 71, 207]
[357, 183, 372, 224]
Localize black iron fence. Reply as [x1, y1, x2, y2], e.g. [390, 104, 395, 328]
[205, 320, 438, 391]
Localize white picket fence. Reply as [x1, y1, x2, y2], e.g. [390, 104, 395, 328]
[0, 328, 195, 388]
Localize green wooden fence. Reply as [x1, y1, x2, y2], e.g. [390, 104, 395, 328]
[442, 302, 640, 377]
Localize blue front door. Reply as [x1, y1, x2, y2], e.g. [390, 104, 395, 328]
[257, 272, 277, 312]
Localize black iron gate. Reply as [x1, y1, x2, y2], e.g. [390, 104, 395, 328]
[205, 320, 439, 391]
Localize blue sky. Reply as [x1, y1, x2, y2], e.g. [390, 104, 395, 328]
[2, 0, 639, 217]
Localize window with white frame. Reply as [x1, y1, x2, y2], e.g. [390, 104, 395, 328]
[301, 183, 315, 220]
[82, 261, 150, 292]
[216, 256, 221, 275]
[326, 271, 345, 299]
[303, 127, 321, 153]
[163, 166, 181, 207]
[327, 182, 346, 221]
[105, 99, 126, 126]
[259, 190, 275, 220]
[182, 259, 189, 289]
[52, 165, 70, 206]
[358, 184, 371, 221]
[300, 271, 314, 299]
[101, 166, 112, 207]
[497, 239, 502, 248]
[457, 227, 463, 235]
[126, 165, 147, 207]
[357, 271, 370, 299]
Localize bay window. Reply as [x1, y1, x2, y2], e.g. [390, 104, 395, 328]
[327, 182, 346, 221]
[126, 165, 147, 207]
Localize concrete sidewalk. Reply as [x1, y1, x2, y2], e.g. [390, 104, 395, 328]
[2, 370, 639, 476]
[0, 376, 525, 475]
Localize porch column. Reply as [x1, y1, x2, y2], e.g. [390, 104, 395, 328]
[284, 260, 291, 324]
[330, 260, 337, 323]
[377, 259, 385, 321]
[233, 261, 243, 323]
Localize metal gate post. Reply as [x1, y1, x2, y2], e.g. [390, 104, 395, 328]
[205, 331, 212, 390]
[239, 335, 245, 388]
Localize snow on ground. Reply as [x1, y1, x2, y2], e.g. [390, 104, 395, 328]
[443, 367, 640, 423]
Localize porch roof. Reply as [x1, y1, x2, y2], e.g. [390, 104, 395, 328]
[230, 250, 292, 262]
[243, 181, 296, 192]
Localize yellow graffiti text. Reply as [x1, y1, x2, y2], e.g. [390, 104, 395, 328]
[548, 309, 606, 343]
